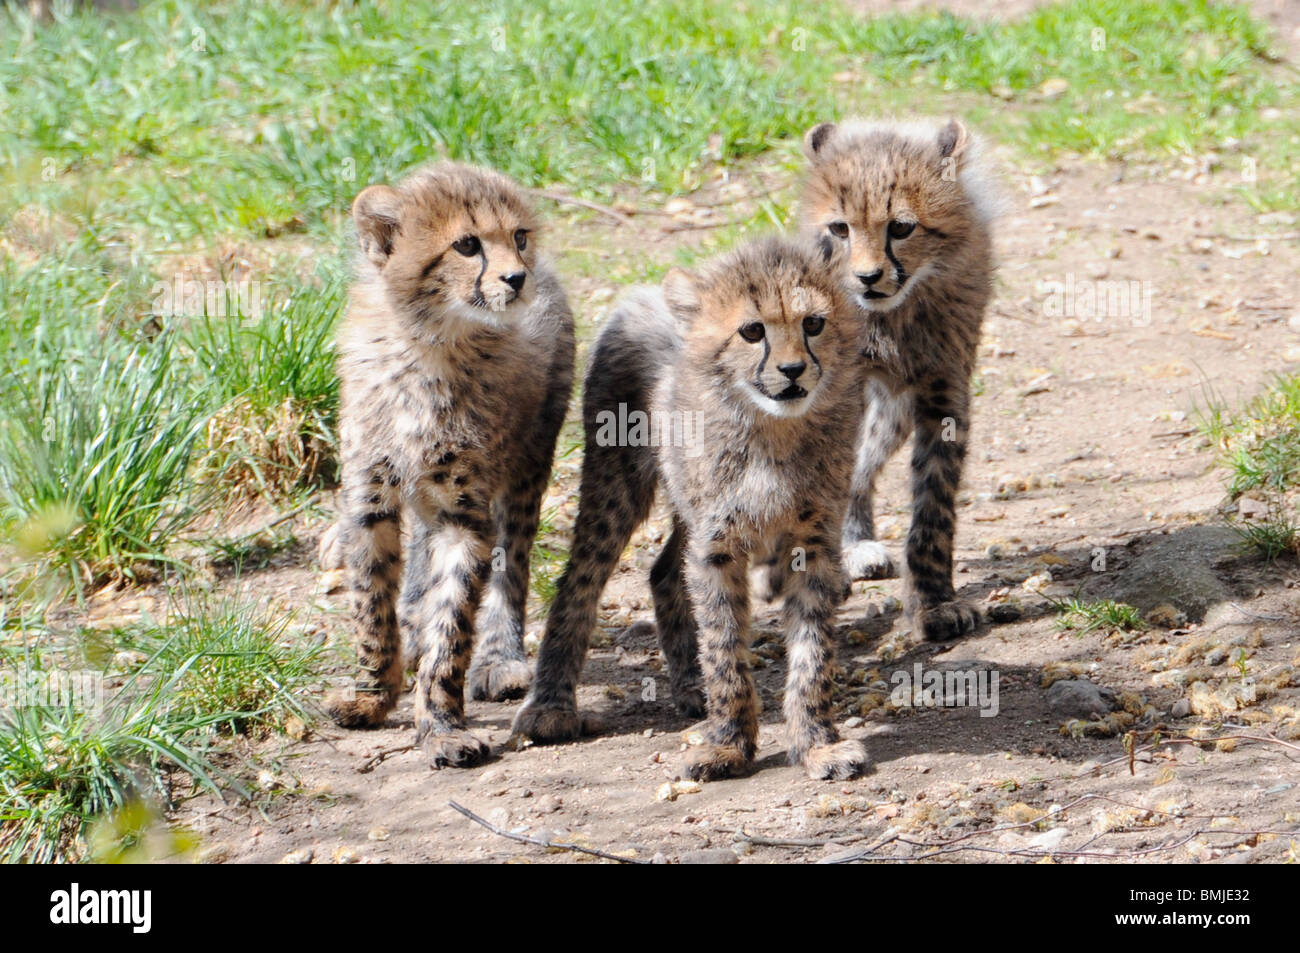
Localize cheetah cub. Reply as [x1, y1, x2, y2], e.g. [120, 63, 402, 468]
[797, 118, 996, 643]
[324, 162, 574, 767]
[514, 237, 869, 781]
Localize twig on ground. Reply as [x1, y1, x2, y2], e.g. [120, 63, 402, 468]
[733, 828, 888, 849]
[449, 800, 650, 864]
[357, 744, 414, 774]
[529, 189, 634, 226]
[223, 495, 321, 544]
[1194, 232, 1300, 242]
[1079, 731, 1300, 778]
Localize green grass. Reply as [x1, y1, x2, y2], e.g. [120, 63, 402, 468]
[0, 327, 214, 591]
[1197, 375, 1300, 558]
[1052, 596, 1146, 635]
[2, 0, 1294, 250]
[0, 650, 231, 862]
[0, 589, 330, 861]
[122, 590, 330, 736]
[187, 267, 345, 503]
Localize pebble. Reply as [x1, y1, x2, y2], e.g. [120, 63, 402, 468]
[534, 794, 563, 814]
[678, 848, 738, 865]
[1170, 698, 1191, 719]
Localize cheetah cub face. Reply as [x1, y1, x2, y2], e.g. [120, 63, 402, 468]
[353, 162, 539, 326]
[663, 245, 847, 420]
[801, 118, 988, 313]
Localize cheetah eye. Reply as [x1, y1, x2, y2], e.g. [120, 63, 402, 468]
[514, 229, 528, 251]
[887, 220, 916, 240]
[452, 235, 481, 257]
[738, 322, 766, 343]
[827, 221, 849, 240]
[802, 314, 825, 336]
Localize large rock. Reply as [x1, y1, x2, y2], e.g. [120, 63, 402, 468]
[1046, 679, 1116, 719]
[1108, 525, 1236, 623]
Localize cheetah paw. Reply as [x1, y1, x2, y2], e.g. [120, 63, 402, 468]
[423, 728, 492, 768]
[916, 600, 982, 642]
[511, 702, 603, 744]
[802, 739, 870, 781]
[324, 689, 395, 729]
[683, 742, 755, 782]
[842, 540, 895, 580]
[467, 656, 533, 702]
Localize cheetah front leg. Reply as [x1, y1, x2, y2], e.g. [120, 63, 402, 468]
[842, 380, 912, 581]
[409, 503, 495, 768]
[904, 376, 981, 641]
[648, 517, 705, 718]
[682, 542, 758, 781]
[782, 526, 868, 780]
[325, 467, 405, 728]
[467, 474, 546, 702]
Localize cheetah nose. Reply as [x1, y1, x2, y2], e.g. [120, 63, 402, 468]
[502, 272, 526, 292]
[857, 269, 884, 288]
[777, 361, 806, 381]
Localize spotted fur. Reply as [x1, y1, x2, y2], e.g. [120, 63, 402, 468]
[797, 117, 997, 642]
[323, 162, 574, 768]
[513, 237, 870, 781]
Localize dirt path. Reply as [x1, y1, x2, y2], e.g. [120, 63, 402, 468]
[164, 150, 1300, 864]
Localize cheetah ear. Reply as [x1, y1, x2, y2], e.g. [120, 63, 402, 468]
[802, 122, 837, 161]
[662, 268, 702, 322]
[353, 185, 403, 268]
[937, 119, 970, 164]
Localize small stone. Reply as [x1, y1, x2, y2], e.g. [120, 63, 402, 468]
[367, 827, 390, 842]
[678, 848, 739, 865]
[1027, 827, 1069, 851]
[1022, 570, 1053, 594]
[279, 847, 313, 865]
[843, 716, 865, 729]
[535, 794, 562, 814]
[1170, 698, 1191, 718]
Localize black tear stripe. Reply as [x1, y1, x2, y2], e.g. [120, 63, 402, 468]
[753, 334, 771, 391]
[472, 246, 488, 302]
[885, 236, 909, 287]
[804, 331, 822, 375]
